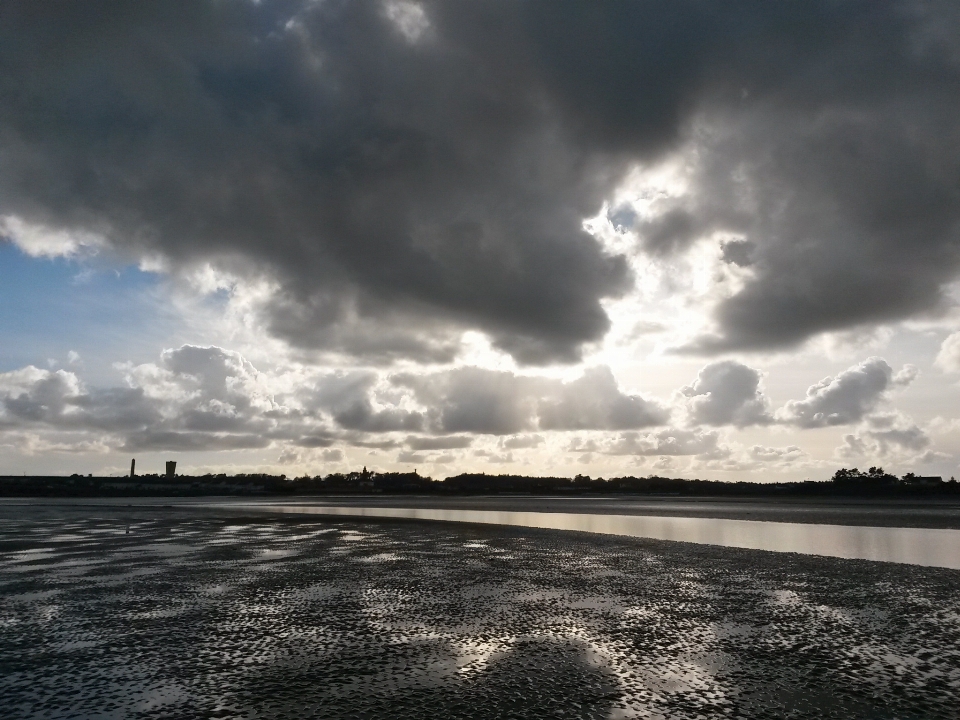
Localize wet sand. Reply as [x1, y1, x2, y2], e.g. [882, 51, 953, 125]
[1, 503, 958, 719]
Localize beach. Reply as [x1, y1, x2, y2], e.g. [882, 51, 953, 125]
[2, 501, 958, 719]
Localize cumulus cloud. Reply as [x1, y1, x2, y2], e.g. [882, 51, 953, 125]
[935, 332, 960, 373]
[538, 367, 669, 430]
[4, 1, 960, 362]
[606, 428, 726, 458]
[0, 347, 671, 458]
[321, 448, 344, 462]
[681, 361, 771, 427]
[750, 445, 804, 463]
[837, 434, 871, 460]
[473, 448, 517, 464]
[395, 368, 541, 435]
[499, 434, 544, 450]
[406, 435, 472, 451]
[0, 215, 103, 259]
[776, 357, 917, 428]
[838, 412, 932, 460]
[397, 365, 668, 434]
[867, 423, 931, 455]
[0, 366, 160, 434]
[307, 371, 423, 432]
[0, 346, 297, 452]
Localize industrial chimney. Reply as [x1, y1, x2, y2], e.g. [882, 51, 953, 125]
[165, 461, 176, 479]
[130, 458, 136, 478]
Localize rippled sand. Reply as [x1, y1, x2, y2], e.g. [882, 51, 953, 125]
[2, 505, 958, 719]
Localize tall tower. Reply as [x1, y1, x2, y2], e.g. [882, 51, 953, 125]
[130, 458, 136, 478]
[165, 461, 176, 479]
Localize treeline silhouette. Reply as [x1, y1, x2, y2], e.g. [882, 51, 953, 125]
[0, 466, 956, 497]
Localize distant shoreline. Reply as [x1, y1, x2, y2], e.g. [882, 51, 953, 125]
[5, 491, 960, 529]
[2, 469, 957, 500]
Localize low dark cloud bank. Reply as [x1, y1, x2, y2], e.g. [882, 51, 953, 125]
[0, 346, 924, 461]
[0, 346, 668, 453]
[2, 1, 960, 360]
[395, 365, 669, 435]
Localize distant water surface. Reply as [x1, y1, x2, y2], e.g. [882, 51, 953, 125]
[230, 504, 960, 570]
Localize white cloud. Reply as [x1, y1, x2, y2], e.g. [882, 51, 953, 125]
[935, 331, 960, 373]
[499, 434, 544, 450]
[538, 366, 670, 430]
[0, 350, 673, 461]
[396, 365, 669, 435]
[0, 346, 292, 452]
[836, 412, 932, 461]
[0, 215, 103, 258]
[750, 445, 804, 463]
[406, 435, 472, 451]
[383, 1, 430, 43]
[776, 357, 917, 428]
[681, 360, 772, 427]
[606, 428, 726, 458]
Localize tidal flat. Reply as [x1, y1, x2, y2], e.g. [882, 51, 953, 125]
[1, 503, 959, 719]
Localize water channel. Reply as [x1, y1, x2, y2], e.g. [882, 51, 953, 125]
[224, 503, 960, 570]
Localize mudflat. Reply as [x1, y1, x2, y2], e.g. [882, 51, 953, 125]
[2, 502, 958, 719]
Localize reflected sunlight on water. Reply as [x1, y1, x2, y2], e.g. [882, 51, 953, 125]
[230, 504, 960, 569]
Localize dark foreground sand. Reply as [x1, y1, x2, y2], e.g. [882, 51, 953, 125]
[1, 503, 959, 719]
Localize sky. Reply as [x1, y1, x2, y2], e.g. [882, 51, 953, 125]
[2, 0, 960, 481]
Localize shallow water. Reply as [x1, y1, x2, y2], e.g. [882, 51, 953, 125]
[2, 505, 959, 719]
[226, 503, 960, 569]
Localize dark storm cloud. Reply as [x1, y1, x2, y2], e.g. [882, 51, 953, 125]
[0, 0, 634, 364]
[681, 107, 960, 353]
[2, 1, 960, 359]
[518, 0, 960, 351]
[719, 240, 755, 268]
[530, 0, 960, 351]
[637, 207, 702, 257]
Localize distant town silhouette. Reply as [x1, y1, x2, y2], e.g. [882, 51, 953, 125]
[1, 465, 954, 498]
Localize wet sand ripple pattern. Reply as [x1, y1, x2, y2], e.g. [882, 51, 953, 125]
[1, 505, 959, 719]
